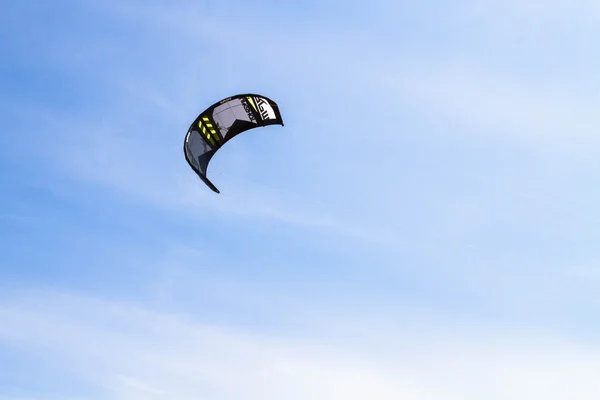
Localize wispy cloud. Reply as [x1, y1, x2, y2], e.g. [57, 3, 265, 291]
[371, 61, 600, 143]
[457, 0, 600, 25]
[1, 290, 600, 400]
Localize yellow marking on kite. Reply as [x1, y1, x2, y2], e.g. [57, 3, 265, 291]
[198, 119, 215, 145]
[202, 116, 219, 141]
[247, 96, 257, 111]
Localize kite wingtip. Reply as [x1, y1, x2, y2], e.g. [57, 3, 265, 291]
[200, 174, 220, 194]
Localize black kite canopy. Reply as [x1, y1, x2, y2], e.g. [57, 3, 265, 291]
[183, 93, 284, 193]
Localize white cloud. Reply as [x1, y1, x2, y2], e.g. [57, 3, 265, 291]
[1, 290, 600, 400]
[370, 61, 600, 144]
[457, 0, 600, 26]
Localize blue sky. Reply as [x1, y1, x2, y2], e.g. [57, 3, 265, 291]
[2, 0, 600, 398]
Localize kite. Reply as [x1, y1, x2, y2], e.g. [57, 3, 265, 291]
[183, 93, 284, 193]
